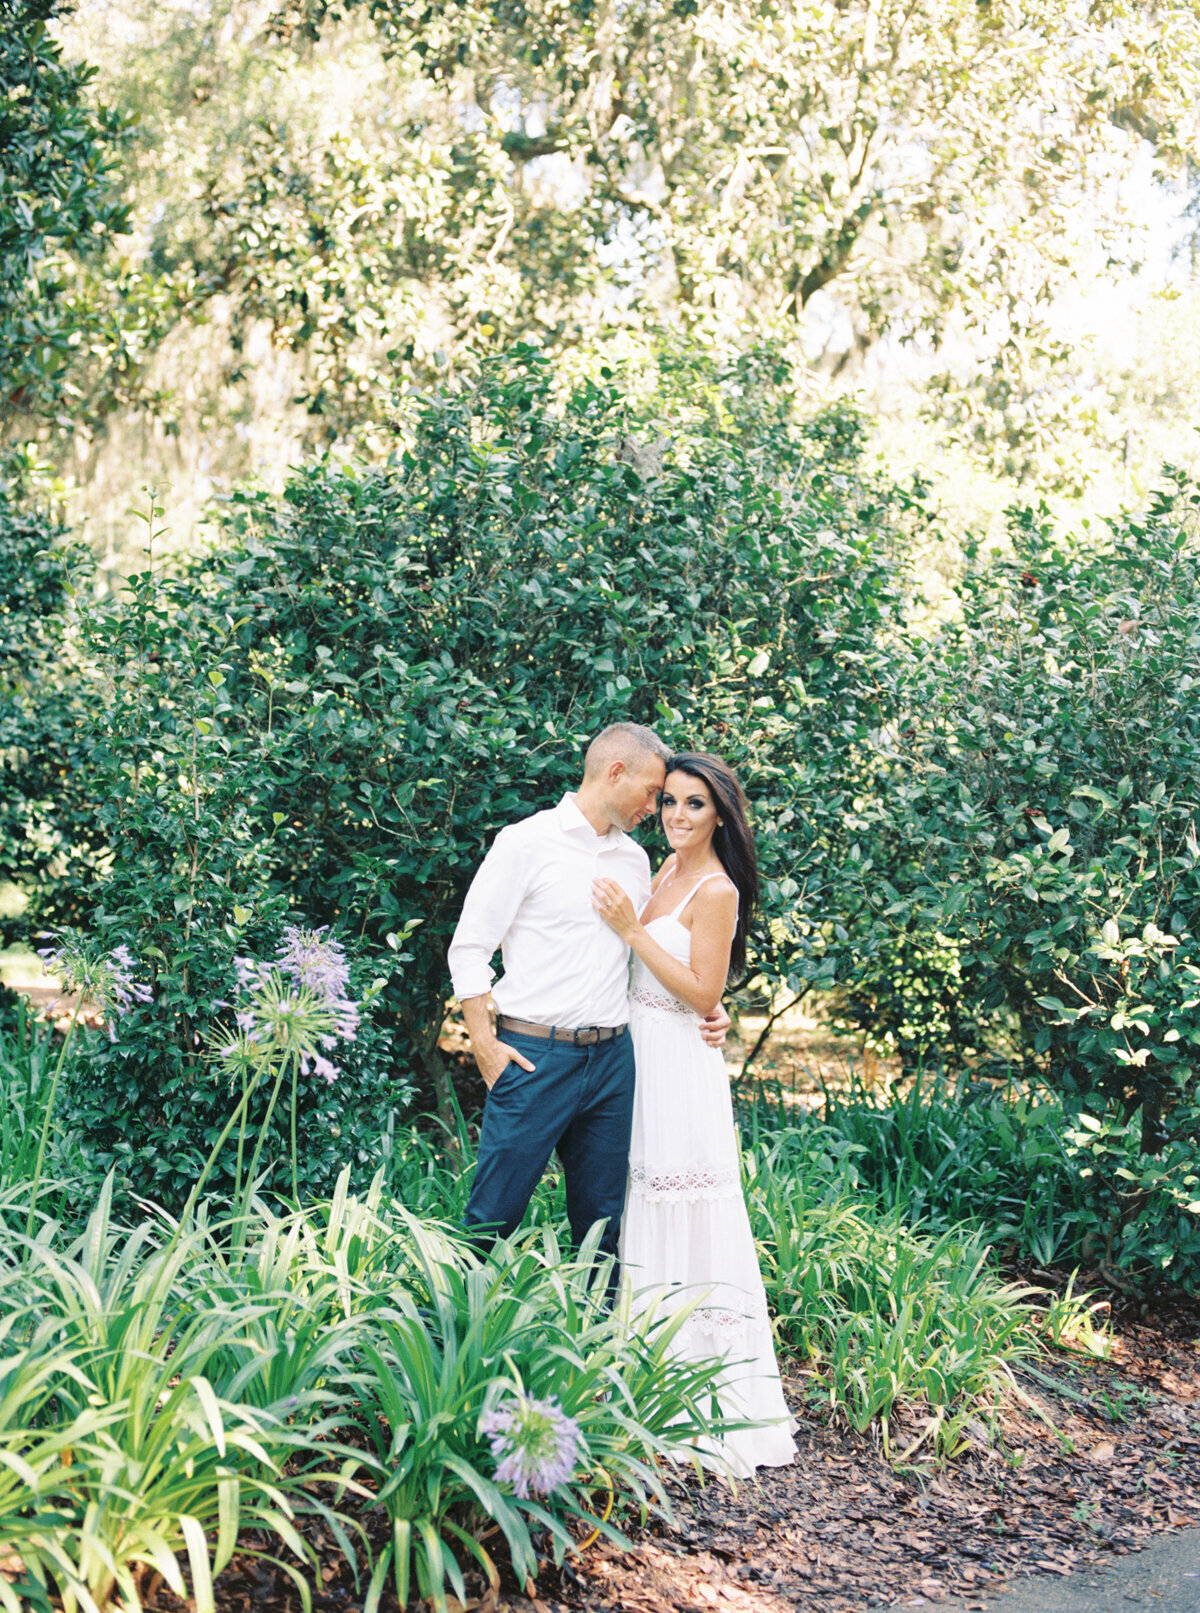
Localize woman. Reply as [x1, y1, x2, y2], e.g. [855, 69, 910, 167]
[592, 752, 796, 1475]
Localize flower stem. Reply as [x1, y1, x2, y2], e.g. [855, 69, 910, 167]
[289, 1051, 299, 1205]
[173, 1053, 288, 1251]
[25, 1001, 82, 1244]
[175, 1073, 260, 1237]
[235, 1052, 292, 1250]
[235, 1062, 249, 1203]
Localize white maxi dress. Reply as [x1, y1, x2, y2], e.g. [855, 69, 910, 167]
[620, 875, 797, 1476]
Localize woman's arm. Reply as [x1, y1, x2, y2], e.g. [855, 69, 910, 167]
[593, 875, 736, 1017]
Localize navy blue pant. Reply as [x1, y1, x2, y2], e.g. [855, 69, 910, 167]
[464, 1029, 635, 1272]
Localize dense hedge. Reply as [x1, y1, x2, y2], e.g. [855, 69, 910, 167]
[0, 484, 101, 932]
[6, 349, 1200, 1275]
[9, 348, 922, 1202]
[184, 347, 920, 1114]
[867, 479, 1200, 1274]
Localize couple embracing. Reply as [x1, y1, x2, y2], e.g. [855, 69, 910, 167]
[448, 723, 796, 1475]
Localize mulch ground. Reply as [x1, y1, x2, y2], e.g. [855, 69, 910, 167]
[181, 1277, 1200, 1613]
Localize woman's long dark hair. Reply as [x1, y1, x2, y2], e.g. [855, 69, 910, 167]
[664, 752, 758, 977]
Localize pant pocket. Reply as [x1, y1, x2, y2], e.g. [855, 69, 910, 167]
[488, 1034, 545, 1097]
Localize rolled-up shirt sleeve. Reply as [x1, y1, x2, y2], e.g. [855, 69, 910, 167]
[447, 827, 529, 1003]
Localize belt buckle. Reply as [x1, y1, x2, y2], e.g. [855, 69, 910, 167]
[573, 1025, 600, 1046]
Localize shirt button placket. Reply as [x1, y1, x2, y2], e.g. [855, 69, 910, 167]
[591, 846, 602, 1014]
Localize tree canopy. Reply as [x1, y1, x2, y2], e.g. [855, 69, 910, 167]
[0, 0, 131, 428]
[242, 0, 1200, 402]
[9, 0, 1199, 494]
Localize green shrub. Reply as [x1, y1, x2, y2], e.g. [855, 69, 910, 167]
[0, 484, 103, 940]
[0, 984, 23, 1038]
[1061, 1109, 1200, 1280]
[184, 346, 918, 1115]
[10, 494, 416, 1212]
[816, 1076, 1090, 1269]
[847, 476, 1200, 1281]
[22, 347, 918, 1146]
[742, 1067, 1200, 1294]
[831, 928, 973, 1072]
[817, 1076, 1200, 1286]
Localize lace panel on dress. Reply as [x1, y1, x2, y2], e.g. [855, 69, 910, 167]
[677, 1301, 771, 1345]
[629, 984, 697, 1016]
[627, 1160, 743, 1201]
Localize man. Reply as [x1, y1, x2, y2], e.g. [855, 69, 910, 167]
[448, 721, 729, 1269]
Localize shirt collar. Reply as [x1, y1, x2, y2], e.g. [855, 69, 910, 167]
[558, 792, 623, 844]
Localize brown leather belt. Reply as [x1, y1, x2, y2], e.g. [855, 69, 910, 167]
[496, 1014, 627, 1047]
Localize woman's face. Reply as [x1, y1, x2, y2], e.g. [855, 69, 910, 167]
[661, 770, 719, 854]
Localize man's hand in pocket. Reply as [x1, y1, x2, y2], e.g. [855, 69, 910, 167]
[475, 1035, 537, 1090]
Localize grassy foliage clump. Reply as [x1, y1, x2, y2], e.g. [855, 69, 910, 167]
[0, 1001, 59, 1191]
[0, 1172, 733, 1613]
[817, 1076, 1088, 1268]
[774, 1068, 1200, 1289]
[741, 1117, 1036, 1460]
[737, 1093, 1123, 1459]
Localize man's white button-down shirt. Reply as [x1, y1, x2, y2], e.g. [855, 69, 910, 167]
[448, 793, 652, 1029]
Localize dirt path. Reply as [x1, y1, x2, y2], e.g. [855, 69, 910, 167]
[938, 1525, 1200, 1611]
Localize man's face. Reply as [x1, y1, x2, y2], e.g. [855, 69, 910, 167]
[608, 756, 666, 832]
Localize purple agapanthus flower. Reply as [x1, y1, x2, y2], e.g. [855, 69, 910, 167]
[106, 945, 152, 1005]
[308, 1052, 339, 1085]
[37, 937, 153, 1041]
[275, 926, 359, 1042]
[480, 1393, 580, 1499]
[234, 955, 267, 992]
[215, 923, 362, 1085]
[104, 946, 153, 1039]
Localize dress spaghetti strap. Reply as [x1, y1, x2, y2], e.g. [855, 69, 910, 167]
[668, 871, 735, 922]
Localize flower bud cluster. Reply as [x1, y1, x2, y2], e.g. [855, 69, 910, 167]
[480, 1392, 580, 1499]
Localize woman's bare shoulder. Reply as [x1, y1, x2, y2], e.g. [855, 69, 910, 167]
[687, 873, 739, 932]
[696, 872, 738, 908]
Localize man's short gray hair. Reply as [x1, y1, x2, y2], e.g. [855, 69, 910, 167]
[584, 721, 670, 778]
